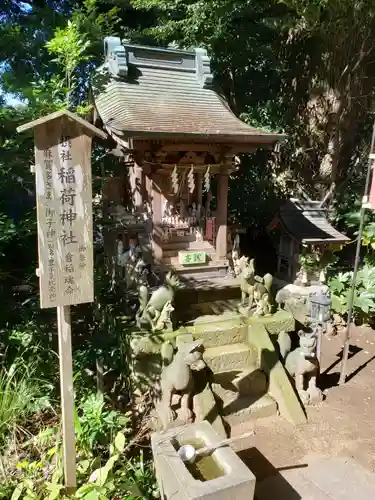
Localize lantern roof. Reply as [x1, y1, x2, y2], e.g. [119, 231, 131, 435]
[91, 37, 284, 149]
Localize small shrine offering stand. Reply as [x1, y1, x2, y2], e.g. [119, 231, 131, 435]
[17, 110, 106, 491]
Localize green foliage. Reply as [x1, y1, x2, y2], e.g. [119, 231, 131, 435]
[328, 265, 375, 322]
[4, 0, 375, 496]
[0, 362, 53, 446]
[299, 247, 339, 273]
[2, 403, 158, 500]
[75, 393, 130, 455]
[299, 251, 319, 272]
[27, 15, 90, 114]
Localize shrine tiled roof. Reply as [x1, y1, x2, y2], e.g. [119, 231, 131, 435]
[92, 38, 284, 145]
[276, 199, 349, 244]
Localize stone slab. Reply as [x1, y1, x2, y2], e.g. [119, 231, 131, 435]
[180, 311, 247, 348]
[256, 468, 331, 500]
[151, 420, 256, 500]
[203, 343, 256, 372]
[247, 324, 306, 425]
[193, 382, 227, 438]
[256, 456, 375, 500]
[192, 311, 243, 326]
[301, 456, 375, 499]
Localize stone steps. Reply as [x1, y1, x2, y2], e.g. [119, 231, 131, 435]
[203, 342, 256, 373]
[210, 365, 277, 429]
[212, 367, 268, 398]
[161, 240, 215, 251]
[157, 234, 196, 245]
[189, 313, 247, 348]
[159, 261, 229, 277]
[221, 393, 277, 428]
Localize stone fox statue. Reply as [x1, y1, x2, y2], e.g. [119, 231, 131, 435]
[240, 258, 274, 316]
[136, 272, 180, 332]
[277, 330, 323, 405]
[160, 340, 205, 426]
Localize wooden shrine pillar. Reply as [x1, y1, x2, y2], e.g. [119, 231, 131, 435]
[151, 175, 163, 262]
[196, 172, 203, 207]
[216, 172, 228, 261]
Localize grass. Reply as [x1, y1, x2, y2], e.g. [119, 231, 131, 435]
[0, 362, 52, 445]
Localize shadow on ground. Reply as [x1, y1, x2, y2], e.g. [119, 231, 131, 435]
[237, 447, 307, 500]
[319, 344, 362, 390]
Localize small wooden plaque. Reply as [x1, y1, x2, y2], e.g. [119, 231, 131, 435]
[178, 251, 206, 266]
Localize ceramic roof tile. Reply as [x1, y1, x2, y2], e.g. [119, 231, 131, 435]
[279, 199, 349, 243]
[93, 40, 284, 144]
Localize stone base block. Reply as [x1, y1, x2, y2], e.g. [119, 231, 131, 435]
[203, 343, 256, 372]
[193, 322, 247, 349]
[220, 393, 278, 428]
[247, 310, 295, 336]
[151, 420, 256, 500]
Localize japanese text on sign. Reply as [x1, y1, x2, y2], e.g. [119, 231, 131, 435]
[35, 125, 94, 308]
[178, 251, 206, 266]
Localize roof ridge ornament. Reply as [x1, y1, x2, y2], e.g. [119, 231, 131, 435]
[104, 36, 128, 78]
[195, 48, 213, 88]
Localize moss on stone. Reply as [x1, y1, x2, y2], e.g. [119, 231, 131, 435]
[247, 310, 295, 336]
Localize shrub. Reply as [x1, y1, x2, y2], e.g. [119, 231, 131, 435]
[328, 265, 375, 323]
[75, 393, 131, 456]
[3, 397, 158, 500]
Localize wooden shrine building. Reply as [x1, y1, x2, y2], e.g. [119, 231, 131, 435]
[268, 199, 349, 283]
[92, 37, 283, 279]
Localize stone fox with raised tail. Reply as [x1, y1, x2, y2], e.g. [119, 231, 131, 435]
[160, 340, 206, 427]
[136, 272, 180, 332]
[240, 258, 274, 316]
[277, 330, 323, 405]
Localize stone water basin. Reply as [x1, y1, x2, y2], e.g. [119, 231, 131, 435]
[171, 437, 225, 482]
[151, 420, 255, 499]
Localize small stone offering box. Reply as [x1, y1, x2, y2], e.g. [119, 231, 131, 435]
[151, 420, 255, 500]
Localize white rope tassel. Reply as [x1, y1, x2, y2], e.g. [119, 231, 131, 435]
[188, 165, 195, 194]
[171, 165, 179, 194]
[204, 165, 211, 192]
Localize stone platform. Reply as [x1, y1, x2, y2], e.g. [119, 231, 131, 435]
[256, 456, 375, 500]
[174, 274, 241, 322]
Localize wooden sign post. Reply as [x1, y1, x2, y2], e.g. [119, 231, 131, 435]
[17, 110, 106, 490]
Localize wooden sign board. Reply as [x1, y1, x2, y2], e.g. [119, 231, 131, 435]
[179, 250, 206, 266]
[25, 114, 100, 308]
[17, 110, 106, 491]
